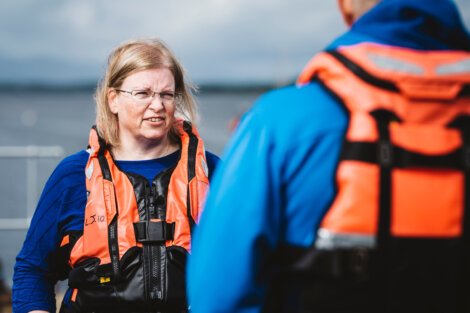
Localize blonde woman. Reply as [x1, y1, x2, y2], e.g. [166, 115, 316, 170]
[13, 38, 219, 313]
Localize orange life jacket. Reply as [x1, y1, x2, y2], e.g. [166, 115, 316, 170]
[60, 121, 209, 313]
[269, 43, 470, 313]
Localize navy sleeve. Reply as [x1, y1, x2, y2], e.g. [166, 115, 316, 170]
[205, 151, 220, 181]
[12, 151, 88, 313]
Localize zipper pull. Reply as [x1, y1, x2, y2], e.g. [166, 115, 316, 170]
[148, 194, 156, 218]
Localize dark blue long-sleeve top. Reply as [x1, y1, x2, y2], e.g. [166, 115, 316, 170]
[13, 148, 219, 313]
[187, 1, 470, 312]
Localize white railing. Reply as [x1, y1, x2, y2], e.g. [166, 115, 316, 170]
[0, 145, 64, 230]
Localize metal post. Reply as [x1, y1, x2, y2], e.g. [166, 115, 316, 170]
[0, 145, 64, 230]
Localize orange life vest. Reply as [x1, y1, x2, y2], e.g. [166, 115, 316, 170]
[269, 43, 470, 313]
[60, 121, 209, 313]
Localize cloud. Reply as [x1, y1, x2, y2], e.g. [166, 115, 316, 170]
[0, 0, 468, 84]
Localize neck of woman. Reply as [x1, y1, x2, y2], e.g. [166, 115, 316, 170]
[111, 136, 179, 161]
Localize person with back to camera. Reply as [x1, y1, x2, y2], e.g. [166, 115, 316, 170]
[12, 37, 220, 313]
[188, 0, 470, 312]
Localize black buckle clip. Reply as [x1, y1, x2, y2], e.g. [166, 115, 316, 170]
[378, 141, 393, 167]
[133, 221, 175, 243]
[464, 146, 470, 170]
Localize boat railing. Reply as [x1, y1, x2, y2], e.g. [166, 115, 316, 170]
[0, 145, 64, 230]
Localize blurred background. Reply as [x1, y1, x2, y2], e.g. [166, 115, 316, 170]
[0, 0, 469, 311]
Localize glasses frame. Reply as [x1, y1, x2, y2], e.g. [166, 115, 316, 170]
[115, 89, 181, 104]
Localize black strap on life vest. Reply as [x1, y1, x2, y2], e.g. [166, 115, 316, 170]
[460, 85, 470, 97]
[369, 109, 398, 310]
[341, 141, 464, 169]
[51, 230, 84, 281]
[183, 121, 198, 234]
[369, 109, 398, 244]
[92, 126, 121, 282]
[448, 115, 470, 311]
[133, 221, 175, 243]
[447, 115, 470, 235]
[327, 50, 399, 92]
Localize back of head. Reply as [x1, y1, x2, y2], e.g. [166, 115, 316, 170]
[352, 0, 381, 20]
[339, 0, 382, 26]
[95, 38, 198, 147]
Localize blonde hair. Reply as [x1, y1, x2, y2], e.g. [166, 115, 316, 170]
[94, 38, 198, 147]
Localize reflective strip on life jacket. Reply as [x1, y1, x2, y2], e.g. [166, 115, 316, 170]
[314, 228, 376, 250]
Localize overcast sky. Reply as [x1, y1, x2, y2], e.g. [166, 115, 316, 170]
[0, 0, 469, 85]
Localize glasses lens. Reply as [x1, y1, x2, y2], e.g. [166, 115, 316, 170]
[132, 90, 153, 101]
[129, 90, 180, 104]
[160, 92, 175, 102]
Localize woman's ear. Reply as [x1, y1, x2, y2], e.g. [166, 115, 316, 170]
[108, 89, 119, 114]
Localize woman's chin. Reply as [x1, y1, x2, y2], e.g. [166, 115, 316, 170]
[139, 131, 168, 144]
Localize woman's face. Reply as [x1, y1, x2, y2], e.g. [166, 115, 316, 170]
[108, 68, 176, 148]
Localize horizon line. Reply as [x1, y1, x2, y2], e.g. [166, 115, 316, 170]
[0, 80, 295, 93]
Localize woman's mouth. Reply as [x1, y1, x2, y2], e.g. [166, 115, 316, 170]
[148, 117, 163, 122]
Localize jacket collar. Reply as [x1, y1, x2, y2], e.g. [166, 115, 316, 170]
[329, 0, 470, 51]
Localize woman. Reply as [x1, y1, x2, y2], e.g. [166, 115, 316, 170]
[12, 38, 219, 313]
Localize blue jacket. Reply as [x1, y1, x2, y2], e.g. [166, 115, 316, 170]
[187, 1, 470, 312]
[12, 148, 219, 313]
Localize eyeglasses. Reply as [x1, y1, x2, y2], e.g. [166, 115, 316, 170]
[116, 89, 181, 104]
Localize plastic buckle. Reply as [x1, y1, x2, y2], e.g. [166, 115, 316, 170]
[378, 141, 392, 167]
[133, 221, 174, 243]
[464, 146, 470, 170]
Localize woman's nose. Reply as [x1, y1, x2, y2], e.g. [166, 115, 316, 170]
[148, 94, 165, 110]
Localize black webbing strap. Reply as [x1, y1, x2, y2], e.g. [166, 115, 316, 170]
[326, 50, 400, 92]
[91, 126, 120, 282]
[369, 109, 397, 310]
[459, 84, 470, 97]
[448, 116, 470, 311]
[133, 221, 175, 243]
[92, 125, 112, 182]
[369, 109, 399, 247]
[280, 244, 372, 279]
[341, 141, 463, 170]
[462, 121, 470, 312]
[183, 121, 197, 234]
[448, 116, 470, 240]
[186, 185, 195, 233]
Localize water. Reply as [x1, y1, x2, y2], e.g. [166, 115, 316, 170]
[0, 88, 265, 289]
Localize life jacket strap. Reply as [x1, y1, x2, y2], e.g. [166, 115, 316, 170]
[133, 221, 175, 243]
[326, 49, 400, 92]
[341, 141, 465, 169]
[447, 115, 470, 310]
[182, 121, 199, 235]
[369, 109, 394, 311]
[279, 243, 374, 280]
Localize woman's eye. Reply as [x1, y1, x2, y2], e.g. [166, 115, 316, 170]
[160, 92, 175, 100]
[134, 91, 151, 98]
